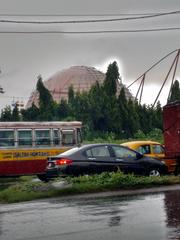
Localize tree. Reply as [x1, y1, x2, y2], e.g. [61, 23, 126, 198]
[36, 75, 55, 120]
[153, 101, 163, 130]
[117, 87, 129, 137]
[88, 82, 107, 131]
[103, 61, 119, 96]
[21, 103, 40, 121]
[56, 99, 69, 120]
[68, 85, 75, 105]
[12, 104, 20, 121]
[68, 85, 75, 117]
[1, 106, 12, 121]
[168, 79, 180, 103]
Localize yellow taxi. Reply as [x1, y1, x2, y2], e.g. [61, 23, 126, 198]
[121, 141, 165, 159]
[121, 141, 177, 174]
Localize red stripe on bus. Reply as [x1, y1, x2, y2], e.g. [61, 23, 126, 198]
[0, 159, 47, 176]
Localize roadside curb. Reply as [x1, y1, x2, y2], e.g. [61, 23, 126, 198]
[47, 184, 180, 202]
[1, 184, 180, 206]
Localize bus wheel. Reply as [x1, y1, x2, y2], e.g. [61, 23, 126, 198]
[37, 174, 49, 182]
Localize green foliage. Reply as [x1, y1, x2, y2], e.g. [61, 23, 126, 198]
[21, 103, 40, 121]
[12, 104, 20, 121]
[69, 172, 180, 190]
[36, 75, 55, 120]
[147, 128, 163, 142]
[168, 79, 180, 103]
[104, 61, 119, 96]
[134, 130, 146, 139]
[134, 128, 163, 142]
[56, 99, 69, 120]
[1, 106, 12, 121]
[1, 173, 180, 203]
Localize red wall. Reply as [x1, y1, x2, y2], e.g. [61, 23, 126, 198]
[163, 102, 180, 158]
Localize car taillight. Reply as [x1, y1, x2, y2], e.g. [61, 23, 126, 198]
[56, 159, 73, 165]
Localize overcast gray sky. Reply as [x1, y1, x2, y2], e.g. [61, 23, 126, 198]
[0, 0, 180, 109]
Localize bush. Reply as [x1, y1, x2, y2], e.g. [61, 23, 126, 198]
[0, 172, 179, 203]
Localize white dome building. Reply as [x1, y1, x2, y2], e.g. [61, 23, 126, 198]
[26, 66, 133, 108]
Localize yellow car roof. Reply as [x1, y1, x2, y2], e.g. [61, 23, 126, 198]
[121, 141, 161, 148]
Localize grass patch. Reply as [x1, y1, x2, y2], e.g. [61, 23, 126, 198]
[0, 172, 180, 203]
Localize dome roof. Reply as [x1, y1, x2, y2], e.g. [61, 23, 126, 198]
[26, 65, 134, 108]
[45, 66, 105, 101]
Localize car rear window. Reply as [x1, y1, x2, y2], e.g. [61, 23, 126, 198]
[152, 145, 164, 154]
[60, 147, 80, 156]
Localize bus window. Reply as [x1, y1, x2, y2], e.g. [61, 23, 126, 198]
[62, 130, 75, 145]
[35, 129, 51, 146]
[18, 130, 32, 146]
[0, 130, 14, 147]
[53, 129, 60, 145]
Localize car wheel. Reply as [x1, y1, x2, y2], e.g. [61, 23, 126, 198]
[148, 169, 161, 177]
[37, 174, 49, 182]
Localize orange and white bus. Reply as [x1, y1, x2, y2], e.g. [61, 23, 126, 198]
[0, 121, 82, 180]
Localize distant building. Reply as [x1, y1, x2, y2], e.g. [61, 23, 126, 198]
[12, 99, 25, 111]
[26, 66, 134, 108]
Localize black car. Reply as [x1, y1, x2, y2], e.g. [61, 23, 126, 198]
[46, 143, 168, 178]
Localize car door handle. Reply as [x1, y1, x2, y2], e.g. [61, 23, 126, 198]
[88, 157, 96, 160]
[116, 159, 124, 162]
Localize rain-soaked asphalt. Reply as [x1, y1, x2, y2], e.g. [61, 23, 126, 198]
[0, 190, 180, 240]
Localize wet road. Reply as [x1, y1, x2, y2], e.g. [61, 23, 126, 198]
[0, 190, 180, 240]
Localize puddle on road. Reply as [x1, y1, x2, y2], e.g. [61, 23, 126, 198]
[0, 190, 180, 240]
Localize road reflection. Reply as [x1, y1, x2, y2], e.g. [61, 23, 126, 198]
[0, 190, 179, 240]
[164, 191, 180, 240]
[72, 195, 144, 228]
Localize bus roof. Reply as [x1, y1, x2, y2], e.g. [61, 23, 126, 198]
[0, 121, 82, 129]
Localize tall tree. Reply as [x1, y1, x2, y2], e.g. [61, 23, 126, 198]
[68, 85, 75, 117]
[103, 61, 119, 96]
[88, 82, 107, 131]
[117, 87, 129, 138]
[153, 101, 163, 130]
[12, 104, 20, 121]
[56, 99, 69, 120]
[36, 75, 55, 120]
[68, 85, 75, 105]
[168, 79, 180, 103]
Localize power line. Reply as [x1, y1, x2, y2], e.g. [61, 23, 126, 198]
[0, 10, 180, 24]
[0, 27, 180, 34]
[0, 12, 165, 17]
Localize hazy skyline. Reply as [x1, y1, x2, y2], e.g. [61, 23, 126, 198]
[0, 0, 180, 110]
